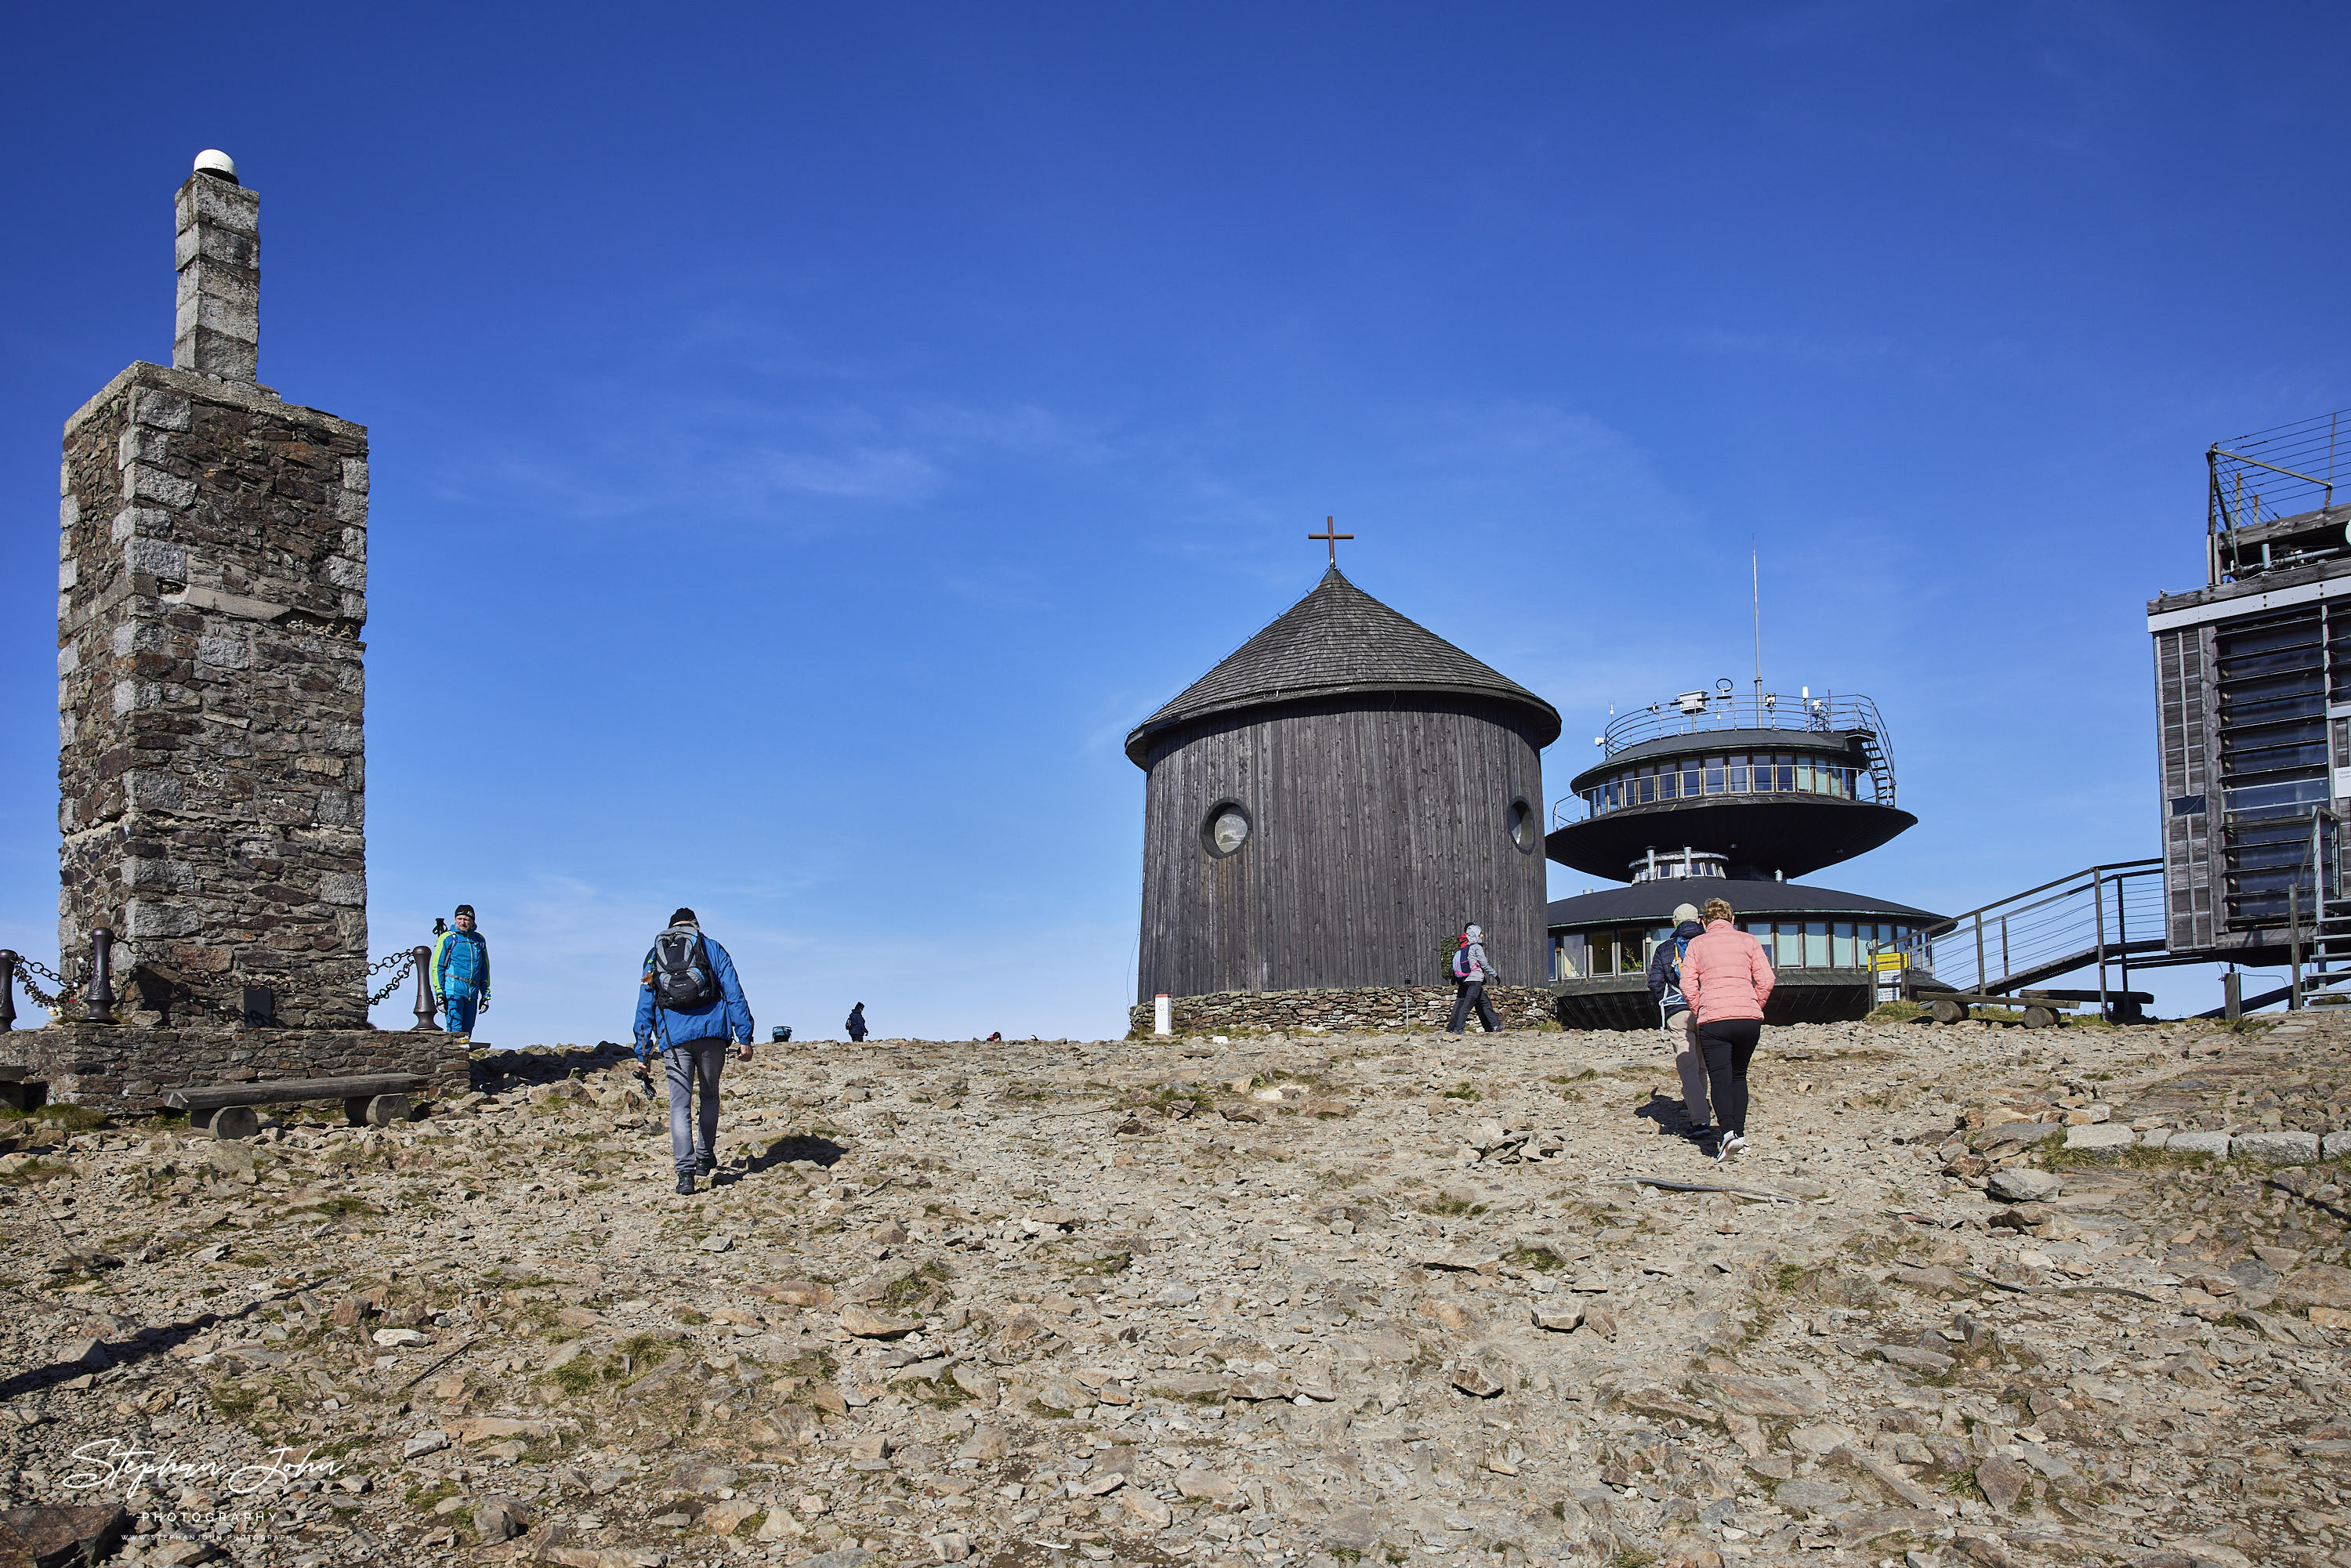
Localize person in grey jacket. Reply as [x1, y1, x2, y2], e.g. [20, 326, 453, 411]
[1645, 904, 1712, 1133]
[1447, 923, 1503, 1034]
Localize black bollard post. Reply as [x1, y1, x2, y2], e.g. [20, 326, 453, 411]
[411, 945, 437, 1031]
[0, 951, 16, 1033]
[81, 927, 117, 1024]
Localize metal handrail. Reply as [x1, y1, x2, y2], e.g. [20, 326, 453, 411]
[2209, 410, 2343, 538]
[1909, 860, 2165, 1009]
[1598, 689, 1889, 755]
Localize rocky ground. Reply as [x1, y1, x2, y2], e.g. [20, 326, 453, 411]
[3, 1009, 2350, 1568]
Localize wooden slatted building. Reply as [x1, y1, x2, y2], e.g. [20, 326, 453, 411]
[1128, 567, 1560, 1002]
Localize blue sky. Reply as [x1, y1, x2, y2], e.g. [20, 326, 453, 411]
[2, 2, 2345, 1039]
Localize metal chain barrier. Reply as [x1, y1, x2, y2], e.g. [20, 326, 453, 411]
[12, 956, 73, 1012]
[367, 952, 418, 1009]
[6, 943, 425, 1021]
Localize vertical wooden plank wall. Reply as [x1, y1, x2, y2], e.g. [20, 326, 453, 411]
[1137, 695, 1548, 1001]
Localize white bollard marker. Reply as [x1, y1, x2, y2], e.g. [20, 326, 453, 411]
[1154, 994, 1172, 1036]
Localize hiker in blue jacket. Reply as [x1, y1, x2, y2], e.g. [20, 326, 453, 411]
[432, 904, 490, 1037]
[1645, 903, 1712, 1135]
[633, 908, 755, 1195]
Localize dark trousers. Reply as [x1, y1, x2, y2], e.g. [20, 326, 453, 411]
[1697, 1018, 1762, 1137]
[1447, 980, 1501, 1034]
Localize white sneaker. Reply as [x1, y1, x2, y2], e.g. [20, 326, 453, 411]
[1719, 1132, 1749, 1161]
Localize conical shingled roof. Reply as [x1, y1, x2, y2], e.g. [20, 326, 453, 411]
[1125, 566, 1562, 765]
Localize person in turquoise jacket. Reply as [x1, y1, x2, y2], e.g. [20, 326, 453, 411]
[432, 904, 491, 1037]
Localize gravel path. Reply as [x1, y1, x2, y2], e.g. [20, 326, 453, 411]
[2, 1010, 2345, 1568]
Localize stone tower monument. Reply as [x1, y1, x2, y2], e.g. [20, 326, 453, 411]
[55, 151, 369, 1028]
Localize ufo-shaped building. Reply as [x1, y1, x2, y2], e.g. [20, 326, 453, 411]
[1542, 686, 1940, 1027]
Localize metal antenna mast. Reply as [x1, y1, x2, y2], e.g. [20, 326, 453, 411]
[1751, 543, 1762, 707]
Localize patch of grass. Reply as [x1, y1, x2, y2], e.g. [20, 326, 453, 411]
[0, 1158, 78, 1184]
[209, 1381, 263, 1418]
[2045, 1143, 2215, 1172]
[877, 1258, 955, 1310]
[1418, 1197, 1487, 1218]
[230, 1251, 270, 1269]
[918, 1380, 975, 1410]
[1610, 1552, 1657, 1568]
[405, 1477, 460, 1512]
[544, 1360, 600, 1398]
[1148, 1386, 1226, 1407]
[1506, 1245, 1565, 1273]
[1060, 1253, 1133, 1284]
[675, 1308, 710, 1326]
[1439, 1083, 1483, 1101]
[0, 1103, 107, 1130]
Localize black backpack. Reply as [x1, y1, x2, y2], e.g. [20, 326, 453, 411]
[649, 929, 718, 1011]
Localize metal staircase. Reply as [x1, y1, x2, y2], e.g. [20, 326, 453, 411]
[1852, 728, 1896, 809]
[1893, 860, 2165, 1016]
[2280, 807, 2351, 1006]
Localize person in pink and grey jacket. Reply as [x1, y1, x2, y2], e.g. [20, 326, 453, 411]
[1679, 896, 1775, 1163]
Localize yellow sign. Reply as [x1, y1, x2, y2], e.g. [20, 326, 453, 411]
[1871, 951, 1906, 972]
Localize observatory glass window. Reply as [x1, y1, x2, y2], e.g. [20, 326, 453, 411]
[1682, 762, 1702, 796]
[1773, 758, 1794, 791]
[1804, 922, 1830, 969]
[1203, 803, 1252, 857]
[1552, 935, 1582, 980]
[1508, 799, 1537, 852]
[1832, 922, 1857, 966]
[1706, 757, 1726, 794]
[1727, 755, 1749, 791]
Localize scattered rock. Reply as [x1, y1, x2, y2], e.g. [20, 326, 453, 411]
[1976, 1453, 2031, 1513]
[1985, 1168, 2061, 1203]
[0, 1505, 131, 1567]
[837, 1305, 919, 1338]
[473, 1495, 528, 1543]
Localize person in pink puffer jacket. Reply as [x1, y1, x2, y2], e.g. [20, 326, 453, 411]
[1679, 896, 1775, 1162]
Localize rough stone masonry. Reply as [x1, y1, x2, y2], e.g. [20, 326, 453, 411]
[53, 154, 368, 1028]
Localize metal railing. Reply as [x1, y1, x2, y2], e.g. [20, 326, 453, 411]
[2210, 410, 2343, 537]
[1598, 688, 1892, 759]
[1903, 860, 2166, 1009]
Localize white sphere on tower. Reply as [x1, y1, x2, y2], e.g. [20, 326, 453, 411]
[192, 149, 238, 182]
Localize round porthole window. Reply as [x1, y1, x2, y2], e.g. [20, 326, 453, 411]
[1507, 798, 1537, 853]
[1202, 801, 1252, 858]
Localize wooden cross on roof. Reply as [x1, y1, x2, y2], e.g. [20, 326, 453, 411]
[1310, 516, 1353, 567]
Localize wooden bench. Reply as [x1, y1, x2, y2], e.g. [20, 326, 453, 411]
[1905, 982, 2152, 1028]
[165, 1072, 429, 1139]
